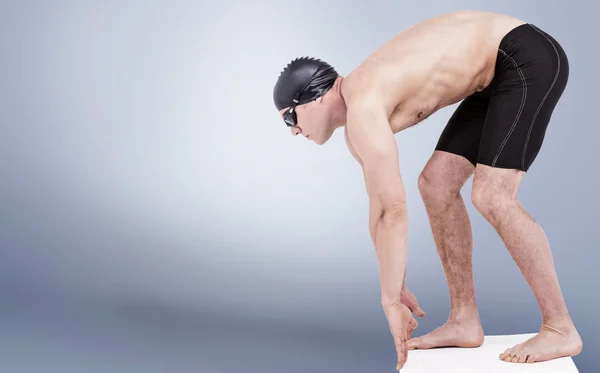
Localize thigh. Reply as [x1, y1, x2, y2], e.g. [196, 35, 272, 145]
[435, 92, 490, 167]
[477, 26, 569, 172]
[473, 163, 524, 198]
[421, 151, 475, 195]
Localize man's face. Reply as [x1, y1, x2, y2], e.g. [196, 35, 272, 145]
[279, 98, 335, 145]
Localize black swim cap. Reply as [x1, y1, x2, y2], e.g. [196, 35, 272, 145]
[273, 57, 339, 111]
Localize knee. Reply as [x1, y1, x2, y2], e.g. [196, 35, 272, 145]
[418, 152, 473, 205]
[417, 170, 437, 200]
[471, 183, 491, 215]
[418, 170, 459, 204]
[471, 180, 513, 222]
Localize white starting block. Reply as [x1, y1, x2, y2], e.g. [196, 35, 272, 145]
[401, 333, 578, 373]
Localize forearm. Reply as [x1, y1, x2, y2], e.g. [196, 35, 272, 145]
[371, 205, 409, 307]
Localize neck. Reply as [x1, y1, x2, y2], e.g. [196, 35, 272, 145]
[336, 77, 348, 127]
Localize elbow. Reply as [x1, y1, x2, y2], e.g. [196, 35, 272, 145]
[381, 200, 408, 227]
[369, 199, 408, 243]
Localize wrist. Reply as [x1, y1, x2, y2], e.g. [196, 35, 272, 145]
[381, 297, 403, 310]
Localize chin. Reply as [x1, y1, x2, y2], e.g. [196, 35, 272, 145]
[315, 131, 334, 145]
[313, 137, 327, 145]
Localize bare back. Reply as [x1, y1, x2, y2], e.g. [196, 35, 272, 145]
[342, 11, 526, 133]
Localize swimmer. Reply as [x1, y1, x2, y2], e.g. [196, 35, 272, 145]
[272, 10, 581, 370]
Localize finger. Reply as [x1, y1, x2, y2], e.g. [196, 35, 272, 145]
[410, 298, 425, 318]
[395, 339, 408, 370]
[409, 315, 418, 330]
[406, 324, 415, 340]
[393, 334, 406, 360]
[402, 291, 425, 317]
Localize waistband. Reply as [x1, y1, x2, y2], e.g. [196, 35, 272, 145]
[499, 23, 536, 46]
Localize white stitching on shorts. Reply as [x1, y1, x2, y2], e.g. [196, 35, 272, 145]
[492, 48, 528, 167]
[521, 25, 561, 170]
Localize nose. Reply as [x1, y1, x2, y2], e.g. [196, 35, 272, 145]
[291, 127, 301, 136]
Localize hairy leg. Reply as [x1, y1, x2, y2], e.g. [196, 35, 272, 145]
[408, 151, 484, 350]
[471, 164, 582, 363]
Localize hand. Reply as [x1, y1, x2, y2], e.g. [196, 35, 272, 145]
[383, 302, 418, 370]
[401, 285, 425, 318]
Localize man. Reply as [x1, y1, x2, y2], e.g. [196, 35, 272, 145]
[272, 10, 581, 370]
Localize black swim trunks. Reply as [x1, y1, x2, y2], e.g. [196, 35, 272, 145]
[435, 23, 569, 171]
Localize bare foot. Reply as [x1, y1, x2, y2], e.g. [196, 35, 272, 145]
[499, 323, 582, 363]
[407, 319, 484, 350]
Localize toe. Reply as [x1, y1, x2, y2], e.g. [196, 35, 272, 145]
[525, 354, 536, 363]
[500, 347, 513, 360]
[517, 354, 528, 363]
[407, 337, 420, 350]
[511, 355, 520, 363]
[503, 351, 516, 362]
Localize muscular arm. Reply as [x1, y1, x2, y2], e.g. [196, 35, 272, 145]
[345, 100, 408, 307]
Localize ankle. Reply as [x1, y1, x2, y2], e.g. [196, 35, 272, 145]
[541, 318, 576, 335]
[448, 309, 481, 324]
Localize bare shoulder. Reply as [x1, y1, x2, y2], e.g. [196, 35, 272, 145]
[343, 93, 399, 171]
[342, 64, 409, 116]
[340, 68, 379, 104]
[341, 87, 382, 166]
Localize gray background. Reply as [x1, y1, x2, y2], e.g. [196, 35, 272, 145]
[1, 0, 597, 372]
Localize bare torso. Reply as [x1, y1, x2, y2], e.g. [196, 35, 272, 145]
[342, 11, 526, 133]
